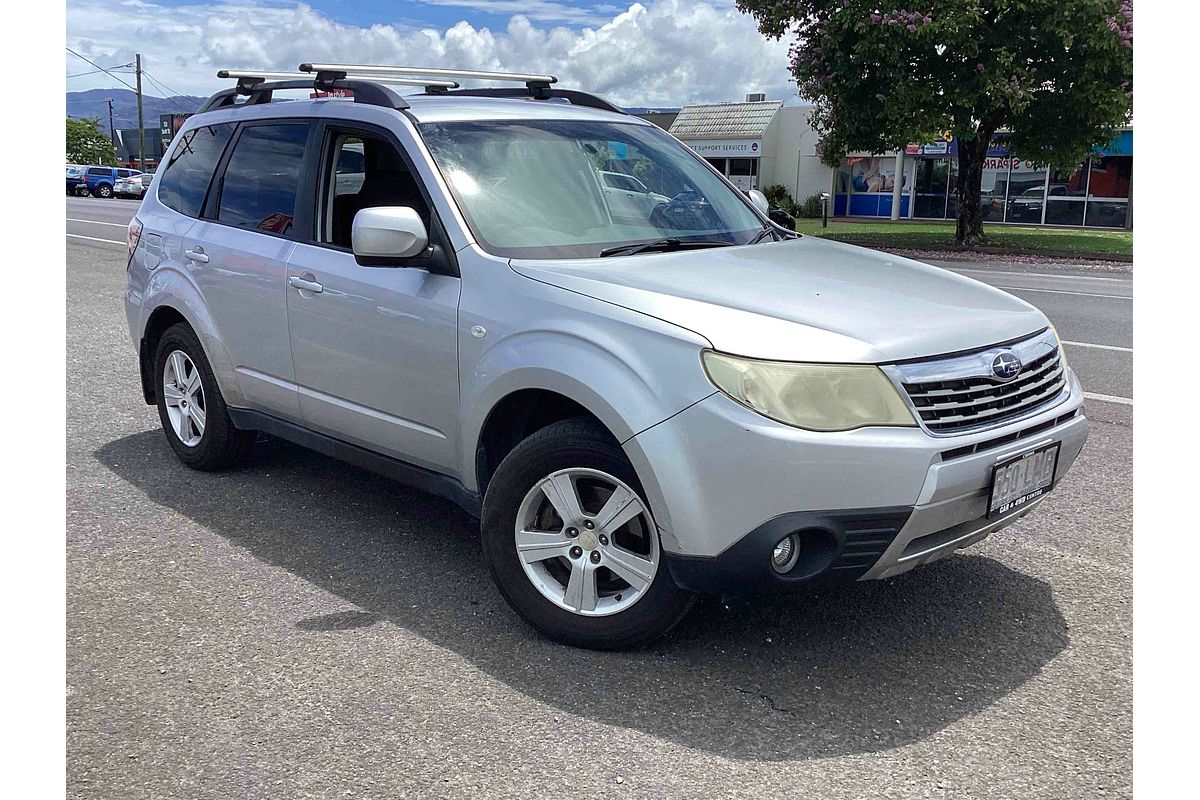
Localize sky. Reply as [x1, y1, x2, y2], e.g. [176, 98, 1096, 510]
[65, 0, 798, 107]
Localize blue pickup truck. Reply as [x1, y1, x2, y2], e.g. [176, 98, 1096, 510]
[67, 165, 142, 198]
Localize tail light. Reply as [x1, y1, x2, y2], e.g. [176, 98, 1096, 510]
[128, 216, 143, 261]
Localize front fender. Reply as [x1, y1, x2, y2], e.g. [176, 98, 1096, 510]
[459, 318, 716, 547]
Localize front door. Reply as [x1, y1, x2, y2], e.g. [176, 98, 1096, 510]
[285, 125, 461, 473]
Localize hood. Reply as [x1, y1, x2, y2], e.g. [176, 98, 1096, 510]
[510, 236, 1048, 363]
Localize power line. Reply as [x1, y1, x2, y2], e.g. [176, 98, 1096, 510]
[67, 67, 131, 79]
[65, 47, 138, 92]
[141, 70, 197, 114]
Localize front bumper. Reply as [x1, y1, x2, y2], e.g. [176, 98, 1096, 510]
[624, 369, 1088, 592]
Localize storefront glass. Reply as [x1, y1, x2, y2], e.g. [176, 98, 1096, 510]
[831, 138, 1130, 228]
[913, 157, 949, 218]
[1005, 160, 1050, 223]
[1084, 155, 1131, 228]
[728, 158, 759, 190]
[980, 157, 1013, 222]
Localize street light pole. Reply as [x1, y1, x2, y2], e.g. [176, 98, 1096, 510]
[135, 53, 145, 171]
[106, 99, 116, 149]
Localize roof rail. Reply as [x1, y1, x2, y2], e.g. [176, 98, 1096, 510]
[198, 73, 412, 114]
[299, 63, 557, 94]
[421, 86, 626, 115]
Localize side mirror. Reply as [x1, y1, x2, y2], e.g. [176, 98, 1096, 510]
[352, 207, 428, 265]
[747, 189, 770, 214]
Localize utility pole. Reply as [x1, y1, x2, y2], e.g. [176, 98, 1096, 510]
[135, 53, 145, 171]
[106, 99, 116, 149]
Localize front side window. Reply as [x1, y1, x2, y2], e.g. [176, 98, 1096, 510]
[158, 123, 234, 218]
[319, 132, 432, 247]
[217, 123, 310, 235]
[420, 119, 765, 259]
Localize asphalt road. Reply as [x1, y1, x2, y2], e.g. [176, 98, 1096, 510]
[67, 196, 1132, 798]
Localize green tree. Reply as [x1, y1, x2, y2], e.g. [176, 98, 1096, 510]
[66, 117, 118, 166]
[736, 1, 1133, 244]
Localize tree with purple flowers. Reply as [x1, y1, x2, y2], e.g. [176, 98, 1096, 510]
[736, 1, 1133, 244]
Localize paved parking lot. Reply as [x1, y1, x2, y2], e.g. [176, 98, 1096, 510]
[67, 197, 1131, 798]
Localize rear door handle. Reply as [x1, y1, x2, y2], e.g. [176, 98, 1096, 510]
[184, 247, 209, 264]
[288, 275, 324, 294]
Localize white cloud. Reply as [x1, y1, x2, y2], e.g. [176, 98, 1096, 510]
[66, 0, 795, 106]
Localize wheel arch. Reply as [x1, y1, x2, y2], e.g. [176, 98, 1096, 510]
[473, 386, 615, 499]
[137, 273, 243, 408]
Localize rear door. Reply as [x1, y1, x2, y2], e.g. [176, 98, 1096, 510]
[183, 120, 315, 421]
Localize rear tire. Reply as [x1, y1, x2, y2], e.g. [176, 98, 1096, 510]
[153, 323, 255, 471]
[96, 183, 113, 198]
[481, 417, 695, 649]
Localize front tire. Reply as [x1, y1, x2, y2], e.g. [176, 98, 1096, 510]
[153, 323, 254, 470]
[481, 418, 695, 649]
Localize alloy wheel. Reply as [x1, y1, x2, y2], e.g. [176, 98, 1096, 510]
[514, 468, 659, 617]
[162, 350, 206, 447]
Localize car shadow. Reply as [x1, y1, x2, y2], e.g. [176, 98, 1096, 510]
[96, 430, 1069, 763]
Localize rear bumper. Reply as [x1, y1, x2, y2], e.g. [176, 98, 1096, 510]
[627, 369, 1088, 592]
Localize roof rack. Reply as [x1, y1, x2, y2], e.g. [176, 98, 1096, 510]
[197, 64, 625, 116]
[298, 63, 623, 113]
[217, 69, 459, 91]
[299, 63, 557, 94]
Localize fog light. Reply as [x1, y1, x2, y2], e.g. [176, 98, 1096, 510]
[771, 534, 800, 573]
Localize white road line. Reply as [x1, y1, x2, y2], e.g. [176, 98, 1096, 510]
[67, 233, 125, 246]
[1062, 340, 1133, 353]
[949, 268, 1131, 283]
[995, 285, 1131, 300]
[1084, 392, 1133, 406]
[66, 217, 129, 228]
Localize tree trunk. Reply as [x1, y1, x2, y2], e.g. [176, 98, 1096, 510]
[953, 130, 993, 246]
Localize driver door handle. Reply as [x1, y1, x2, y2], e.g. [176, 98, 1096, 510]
[288, 275, 324, 294]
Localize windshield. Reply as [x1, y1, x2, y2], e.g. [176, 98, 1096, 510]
[419, 119, 766, 259]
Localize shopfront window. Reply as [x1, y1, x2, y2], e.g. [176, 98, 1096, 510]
[842, 156, 908, 216]
[727, 158, 759, 190]
[1037, 161, 1088, 226]
[913, 157, 949, 219]
[979, 156, 1012, 222]
[1003, 160, 1047, 224]
[1085, 155, 1132, 228]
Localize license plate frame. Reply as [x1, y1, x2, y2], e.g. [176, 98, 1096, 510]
[987, 442, 1061, 519]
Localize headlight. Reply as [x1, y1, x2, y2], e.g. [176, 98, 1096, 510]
[701, 350, 916, 432]
[1049, 323, 1069, 372]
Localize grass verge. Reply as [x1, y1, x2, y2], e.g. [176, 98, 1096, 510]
[792, 218, 1132, 260]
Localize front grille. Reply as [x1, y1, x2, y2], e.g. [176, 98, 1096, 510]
[901, 340, 1068, 434]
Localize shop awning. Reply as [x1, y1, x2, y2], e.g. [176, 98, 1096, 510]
[668, 101, 783, 140]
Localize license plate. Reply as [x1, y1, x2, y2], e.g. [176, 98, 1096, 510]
[988, 442, 1061, 518]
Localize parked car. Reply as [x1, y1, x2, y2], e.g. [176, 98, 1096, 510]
[598, 169, 670, 221]
[740, 190, 796, 230]
[126, 65, 1088, 649]
[66, 164, 86, 195]
[116, 172, 153, 199]
[78, 165, 143, 198]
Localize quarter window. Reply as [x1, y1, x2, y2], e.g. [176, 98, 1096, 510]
[217, 123, 311, 235]
[158, 123, 234, 218]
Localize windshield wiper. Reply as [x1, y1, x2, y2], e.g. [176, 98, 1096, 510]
[599, 238, 734, 258]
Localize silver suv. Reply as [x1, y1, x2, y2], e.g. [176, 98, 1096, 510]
[124, 65, 1089, 649]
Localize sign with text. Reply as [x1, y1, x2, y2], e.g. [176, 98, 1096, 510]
[684, 139, 761, 158]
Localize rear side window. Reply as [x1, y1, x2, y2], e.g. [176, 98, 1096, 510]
[87, 167, 109, 176]
[216, 123, 310, 235]
[158, 123, 234, 218]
